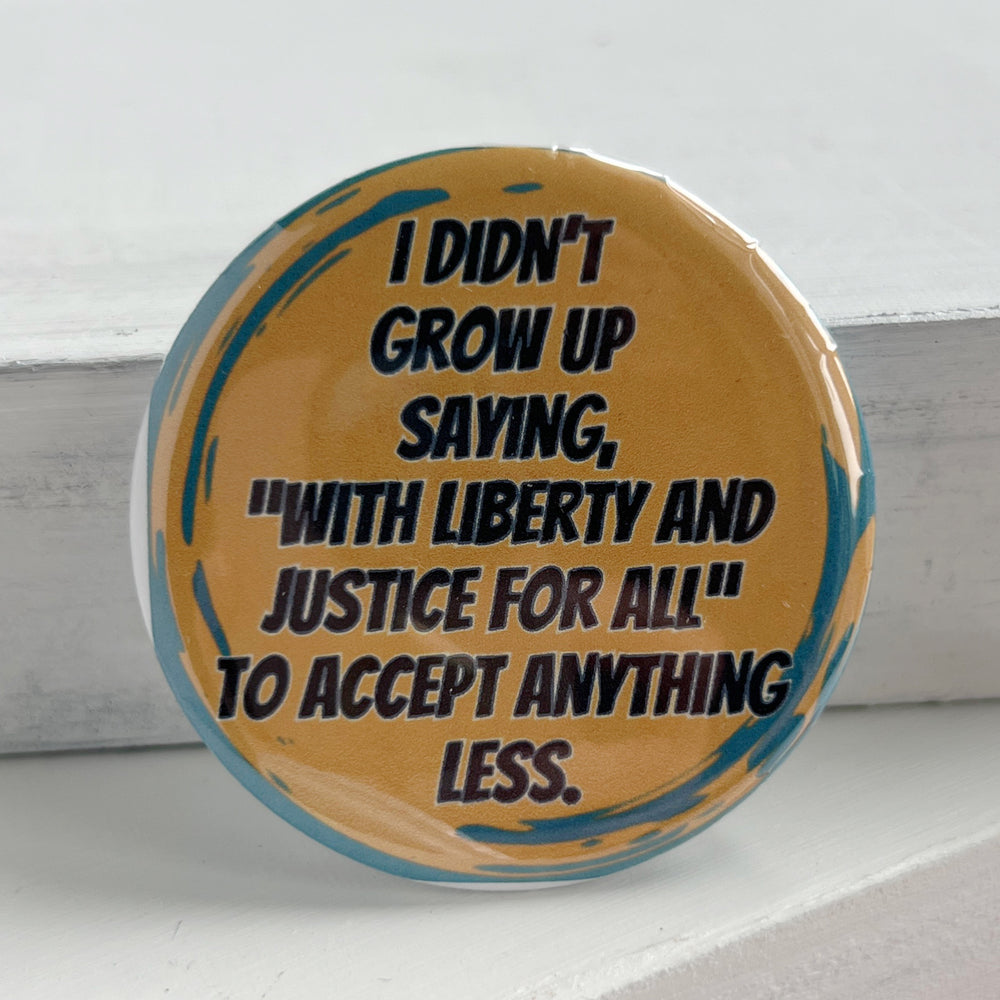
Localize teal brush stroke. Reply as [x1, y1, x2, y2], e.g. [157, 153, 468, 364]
[276, 147, 476, 228]
[203, 437, 219, 501]
[148, 221, 281, 514]
[315, 187, 361, 215]
[167, 338, 200, 413]
[148, 147, 474, 519]
[217, 318, 241, 356]
[504, 182, 544, 193]
[279, 249, 351, 314]
[459, 431, 875, 862]
[192, 561, 230, 657]
[180, 186, 450, 545]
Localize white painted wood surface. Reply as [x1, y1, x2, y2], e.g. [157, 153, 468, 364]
[631, 833, 1000, 1000]
[1, 702, 997, 998]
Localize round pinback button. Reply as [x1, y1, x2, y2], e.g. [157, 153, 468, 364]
[132, 147, 874, 884]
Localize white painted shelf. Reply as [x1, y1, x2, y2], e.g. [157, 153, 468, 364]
[2, 702, 997, 999]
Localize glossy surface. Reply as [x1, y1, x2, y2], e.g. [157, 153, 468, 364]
[139, 148, 874, 882]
